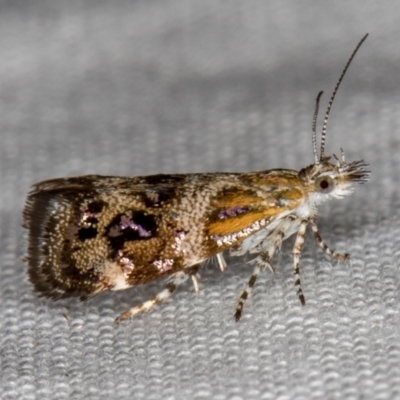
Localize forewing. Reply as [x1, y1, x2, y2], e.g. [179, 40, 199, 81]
[23, 170, 305, 300]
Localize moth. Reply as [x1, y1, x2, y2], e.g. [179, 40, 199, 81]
[23, 34, 370, 323]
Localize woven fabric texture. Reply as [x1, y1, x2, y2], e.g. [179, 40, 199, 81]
[0, 1, 399, 399]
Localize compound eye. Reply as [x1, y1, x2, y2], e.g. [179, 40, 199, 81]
[315, 176, 335, 194]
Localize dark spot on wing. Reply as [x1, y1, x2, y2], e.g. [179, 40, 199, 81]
[77, 226, 98, 241]
[85, 217, 98, 224]
[71, 199, 106, 242]
[86, 200, 105, 214]
[105, 211, 157, 254]
[143, 186, 176, 207]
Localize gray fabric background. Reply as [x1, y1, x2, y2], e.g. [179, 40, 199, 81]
[0, 1, 399, 399]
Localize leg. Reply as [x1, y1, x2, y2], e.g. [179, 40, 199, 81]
[191, 274, 200, 294]
[234, 252, 272, 321]
[293, 220, 308, 306]
[310, 218, 349, 262]
[187, 264, 201, 294]
[216, 252, 227, 271]
[115, 271, 189, 323]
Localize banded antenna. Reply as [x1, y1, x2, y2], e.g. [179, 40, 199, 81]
[316, 33, 369, 164]
[312, 91, 324, 164]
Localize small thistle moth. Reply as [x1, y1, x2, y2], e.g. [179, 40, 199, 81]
[23, 34, 370, 323]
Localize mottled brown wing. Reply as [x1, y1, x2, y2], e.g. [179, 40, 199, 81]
[23, 171, 304, 301]
[23, 174, 191, 299]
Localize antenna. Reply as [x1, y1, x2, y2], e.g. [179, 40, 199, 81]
[312, 91, 324, 164]
[319, 33, 369, 161]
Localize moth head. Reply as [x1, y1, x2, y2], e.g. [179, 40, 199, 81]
[299, 152, 370, 201]
[301, 34, 370, 203]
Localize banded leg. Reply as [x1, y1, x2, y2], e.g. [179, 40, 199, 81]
[234, 252, 272, 322]
[310, 218, 349, 261]
[115, 271, 189, 323]
[293, 220, 308, 306]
